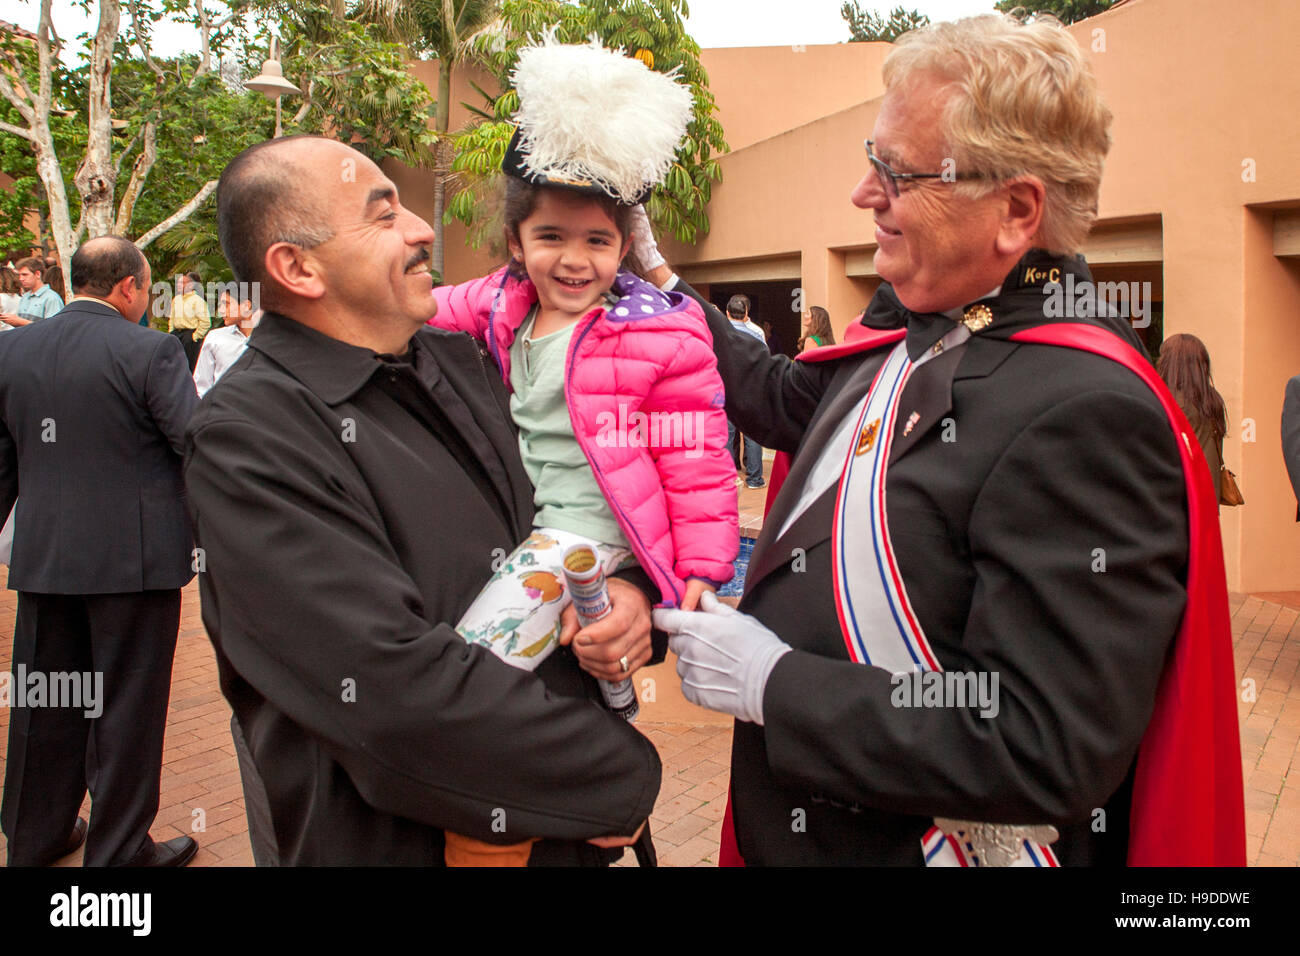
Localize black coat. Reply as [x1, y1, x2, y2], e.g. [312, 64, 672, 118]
[183, 312, 661, 865]
[0, 298, 196, 593]
[682, 250, 1189, 865]
[1282, 374, 1300, 519]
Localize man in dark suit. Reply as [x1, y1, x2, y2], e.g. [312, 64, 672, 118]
[0, 236, 199, 867]
[183, 136, 659, 865]
[1282, 374, 1300, 520]
[652, 15, 1241, 866]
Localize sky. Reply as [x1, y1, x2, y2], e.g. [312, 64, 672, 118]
[685, 0, 1002, 48]
[13, 0, 1005, 64]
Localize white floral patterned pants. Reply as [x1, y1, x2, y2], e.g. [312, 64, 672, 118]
[454, 527, 632, 671]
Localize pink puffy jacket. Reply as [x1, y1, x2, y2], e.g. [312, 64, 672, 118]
[430, 267, 738, 607]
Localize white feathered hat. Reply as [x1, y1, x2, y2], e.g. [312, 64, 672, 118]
[503, 32, 694, 205]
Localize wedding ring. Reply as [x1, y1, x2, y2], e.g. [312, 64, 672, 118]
[619, 655, 630, 673]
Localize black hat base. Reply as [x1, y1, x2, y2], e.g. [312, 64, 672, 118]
[503, 127, 653, 207]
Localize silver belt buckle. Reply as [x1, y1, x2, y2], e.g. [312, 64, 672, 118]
[934, 818, 1060, 867]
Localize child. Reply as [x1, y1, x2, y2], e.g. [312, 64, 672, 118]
[429, 37, 738, 866]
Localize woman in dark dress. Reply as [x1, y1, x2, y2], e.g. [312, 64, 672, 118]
[1157, 333, 1227, 501]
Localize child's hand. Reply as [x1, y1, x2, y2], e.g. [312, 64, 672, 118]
[681, 578, 714, 612]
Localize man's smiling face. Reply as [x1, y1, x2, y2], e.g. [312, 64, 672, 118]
[301, 144, 437, 336]
[850, 73, 1006, 314]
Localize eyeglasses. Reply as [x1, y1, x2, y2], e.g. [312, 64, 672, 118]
[865, 139, 983, 198]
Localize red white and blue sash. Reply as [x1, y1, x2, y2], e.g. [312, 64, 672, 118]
[831, 334, 1060, 868]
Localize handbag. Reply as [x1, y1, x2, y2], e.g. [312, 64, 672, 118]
[1219, 466, 1244, 506]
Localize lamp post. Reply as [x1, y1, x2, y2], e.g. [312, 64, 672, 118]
[246, 37, 301, 139]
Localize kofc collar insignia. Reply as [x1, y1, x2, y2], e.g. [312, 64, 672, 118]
[961, 303, 994, 333]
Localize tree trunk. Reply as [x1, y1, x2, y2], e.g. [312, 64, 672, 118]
[36, 141, 76, 280]
[73, 0, 121, 239]
[134, 180, 218, 250]
[115, 119, 157, 234]
[433, 58, 452, 280]
[0, 0, 74, 278]
[3, 0, 225, 277]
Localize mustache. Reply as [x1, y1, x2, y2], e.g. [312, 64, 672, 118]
[405, 247, 431, 272]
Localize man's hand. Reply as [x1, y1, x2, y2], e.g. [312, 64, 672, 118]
[1, 314, 30, 327]
[627, 204, 666, 271]
[587, 819, 647, 849]
[559, 576, 653, 681]
[653, 591, 792, 725]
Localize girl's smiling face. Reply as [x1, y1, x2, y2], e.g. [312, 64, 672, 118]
[508, 189, 631, 324]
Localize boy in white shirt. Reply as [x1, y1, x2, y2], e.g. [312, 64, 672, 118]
[193, 290, 258, 397]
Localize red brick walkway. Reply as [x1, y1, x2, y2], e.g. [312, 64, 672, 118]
[2, 570, 1296, 866]
[1231, 594, 1300, 864]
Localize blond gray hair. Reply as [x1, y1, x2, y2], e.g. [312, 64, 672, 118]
[883, 14, 1112, 254]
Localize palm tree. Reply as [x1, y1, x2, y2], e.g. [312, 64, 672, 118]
[358, 0, 501, 279]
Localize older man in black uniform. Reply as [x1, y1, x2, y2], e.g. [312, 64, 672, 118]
[185, 136, 660, 865]
[654, 16, 1241, 866]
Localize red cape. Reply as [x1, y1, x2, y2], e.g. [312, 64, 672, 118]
[719, 322, 1245, 866]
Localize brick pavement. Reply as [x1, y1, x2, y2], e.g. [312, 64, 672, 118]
[1, 472, 1296, 865]
[0, 584, 253, 867]
[1231, 593, 1300, 865]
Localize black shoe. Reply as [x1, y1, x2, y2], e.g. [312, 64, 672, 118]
[16, 816, 88, 868]
[29, 817, 88, 866]
[62, 818, 88, 857]
[746, 479, 766, 489]
[127, 836, 198, 868]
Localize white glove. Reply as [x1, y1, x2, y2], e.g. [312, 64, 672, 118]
[653, 590, 792, 725]
[627, 203, 667, 271]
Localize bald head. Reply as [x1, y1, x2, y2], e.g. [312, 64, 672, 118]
[214, 136, 436, 353]
[217, 135, 342, 298]
[71, 236, 148, 297]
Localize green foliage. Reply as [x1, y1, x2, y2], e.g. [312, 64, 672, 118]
[0, 28, 87, 259]
[449, 0, 728, 247]
[993, 0, 1116, 23]
[110, 56, 271, 279]
[0, 0, 438, 282]
[357, 0, 502, 61]
[841, 3, 929, 43]
[0, 106, 84, 260]
[150, 198, 233, 280]
[248, 2, 438, 167]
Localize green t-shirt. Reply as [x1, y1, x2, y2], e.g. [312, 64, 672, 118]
[508, 309, 629, 548]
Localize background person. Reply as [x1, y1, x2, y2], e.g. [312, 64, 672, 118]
[0, 267, 21, 327]
[1284, 374, 1300, 521]
[42, 263, 65, 304]
[1157, 333, 1228, 503]
[798, 305, 836, 352]
[0, 235, 199, 867]
[193, 289, 258, 397]
[725, 294, 767, 488]
[761, 319, 788, 358]
[0, 257, 63, 326]
[167, 271, 210, 371]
